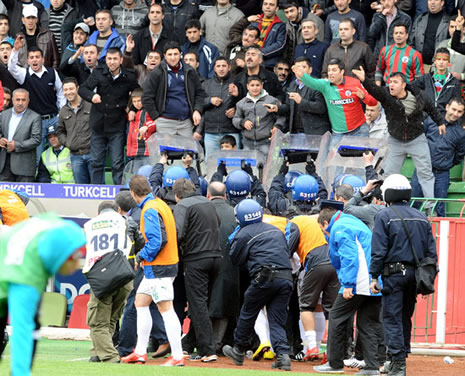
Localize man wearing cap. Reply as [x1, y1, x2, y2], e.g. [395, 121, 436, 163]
[8, 34, 65, 162]
[16, 4, 59, 69]
[60, 22, 90, 73]
[3, 0, 48, 37]
[36, 124, 75, 184]
[0, 88, 42, 182]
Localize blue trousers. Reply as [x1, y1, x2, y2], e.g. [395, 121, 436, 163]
[234, 278, 293, 356]
[381, 268, 417, 361]
[411, 169, 450, 216]
[118, 268, 168, 357]
[90, 130, 125, 185]
[1, 284, 41, 376]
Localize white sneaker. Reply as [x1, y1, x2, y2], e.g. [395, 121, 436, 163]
[344, 356, 366, 369]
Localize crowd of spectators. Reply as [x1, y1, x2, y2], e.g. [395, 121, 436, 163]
[0, 0, 464, 191]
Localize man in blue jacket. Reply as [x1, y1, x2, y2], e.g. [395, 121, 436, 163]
[315, 205, 382, 375]
[182, 19, 219, 79]
[411, 97, 465, 216]
[248, 0, 287, 69]
[87, 9, 125, 63]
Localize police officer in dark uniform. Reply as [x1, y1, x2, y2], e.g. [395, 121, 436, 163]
[370, 174, 438, 376]
[223, 199, 293, 371]
[268, 160, 327, 218]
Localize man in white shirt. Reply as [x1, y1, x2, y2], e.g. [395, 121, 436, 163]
[8, 35, 65, 161]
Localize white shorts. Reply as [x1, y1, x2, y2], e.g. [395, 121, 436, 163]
[137, 276, 175, 304]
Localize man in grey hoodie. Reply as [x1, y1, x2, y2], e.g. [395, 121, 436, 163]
[111, 0, 148, 38]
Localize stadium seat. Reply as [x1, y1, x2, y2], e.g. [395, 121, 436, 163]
[104, 171, 114, 185]
[447, 182, 465, 217]
[68, 294, 90, 329]
[39, 292, 67, 327]
[400, 156, 415, 179]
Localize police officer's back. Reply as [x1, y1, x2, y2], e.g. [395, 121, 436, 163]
[369, 174, 437, 376]
[225, 199, 292, 371]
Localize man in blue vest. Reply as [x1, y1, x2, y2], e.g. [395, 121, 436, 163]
[36, 124, 75, 184]
[8, 35, 65, 162]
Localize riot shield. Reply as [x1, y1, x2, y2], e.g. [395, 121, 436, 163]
[122, 156, 151, 185]
[262, 130, 329, 192]
[206, 150, 265, 182]
[318, 135, 389, 192]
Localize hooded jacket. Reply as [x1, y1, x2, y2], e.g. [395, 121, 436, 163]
[326, 210, 379, 296]
[233, 90, 285, 141]
[87, 27, 126, 62]
[111, 0, 148, 37]
[251, 14, 287, 68]
[182, 36, 220, 79]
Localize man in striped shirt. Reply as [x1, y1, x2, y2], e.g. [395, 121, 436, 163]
[376, 22, 424, 86]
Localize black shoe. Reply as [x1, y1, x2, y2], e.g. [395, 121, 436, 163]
[272, 354, 291, 371]
[222, 345, 245, 366]
[388, 359, 406, 376]
[89, 356, 101, 362]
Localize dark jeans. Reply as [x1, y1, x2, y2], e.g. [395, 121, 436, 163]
[183, 257, 221, 357]
[411, 169, 450, 217]
[117, 268, 168, 357]
[90, 130, 125, 185]
[382, 268, 417, 361]
[327, 294, 381, 370]
[234, 278, 293, 356]
[70, 153, 93, 184]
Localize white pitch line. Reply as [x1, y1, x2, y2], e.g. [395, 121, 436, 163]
[67, 357, 89, 362]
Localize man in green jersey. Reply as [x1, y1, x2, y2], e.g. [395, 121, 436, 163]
[0, 214, 86, 376]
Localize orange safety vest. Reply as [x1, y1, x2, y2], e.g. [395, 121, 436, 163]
[263, 213, 289, 233]
[0, 190, 29, 226]
[290, 216, 327, 266]
[140, 197, 179, 266]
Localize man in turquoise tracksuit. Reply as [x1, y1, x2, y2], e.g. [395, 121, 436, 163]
[0, 214, 86, 376]
[315, 207, 381, 375]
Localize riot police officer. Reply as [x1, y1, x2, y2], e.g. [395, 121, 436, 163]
[223, 199, 293, 371]
[369, 174, 438, 376]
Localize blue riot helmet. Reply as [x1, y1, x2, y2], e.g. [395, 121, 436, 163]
[292, 175, 319, 202]
[198, 176, 208, 197]
[225, 170, 251, 198]
[163, 166, 189, 187]
[333, 174, 365, 195]
[11, 189, 30, 205]
[137, 164, 153, 179]
[234, 199, 263, 227]
[283, 171, 303, 193]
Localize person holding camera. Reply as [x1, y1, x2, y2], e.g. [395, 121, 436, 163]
[370, 174, 438, 376]
[224, 199, 293, 371]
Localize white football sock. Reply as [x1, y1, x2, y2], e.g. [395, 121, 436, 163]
[134, 306, 152, 355]
[161, 308, 183, 360]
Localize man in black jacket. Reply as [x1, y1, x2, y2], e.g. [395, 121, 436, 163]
[172, 178, 221, 362]
[132, 3, 170, 65]
[162, 0, 200, 45]
[352, 67, 445, 212]
[266, 57, 330, 135]
[194, 56, 240, 157]
[142, 41, 205, 138]
[79, 47, 139, 184]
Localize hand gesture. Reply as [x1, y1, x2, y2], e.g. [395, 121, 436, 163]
[292, 64, 305, 80]
[182, 153, 193, 168]
[225, 108, 235, 118]
[438, 124, 446, 135]
[126, 34, 135, 53]
[288, 92, 302, 104]
[247, 15, 260, 23]
[244, 120, 253, 131]
[457, 10, 465, 31]
[352, 66, 366, 82]
[210, 97, 223, 107]
[264, 103, 278, 112]
[362, 151, 374, 166]
[72, 46, 84, 60]
[228, 83, 239, 97]
[13, 35, 25, 52]
[159, 153, 168, 165]
[91, 94, 102, 104]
